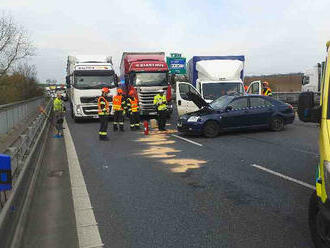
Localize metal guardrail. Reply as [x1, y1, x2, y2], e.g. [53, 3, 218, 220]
[0, 99, 51, 208]
[0, 97, 44, 135]
[272, 92, 320, 107]
[0, 98, 51, 247]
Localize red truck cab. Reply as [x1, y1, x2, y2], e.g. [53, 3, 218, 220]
[120, 52, 172, 116]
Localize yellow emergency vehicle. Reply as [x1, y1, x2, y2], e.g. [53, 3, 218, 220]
[298, 41, 330, 247]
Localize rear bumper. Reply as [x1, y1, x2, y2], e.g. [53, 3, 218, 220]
[284, 113, 295, 124]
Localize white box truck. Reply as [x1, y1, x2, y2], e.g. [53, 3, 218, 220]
[66, 55, 118, 122]
[176, 56, 245, 116]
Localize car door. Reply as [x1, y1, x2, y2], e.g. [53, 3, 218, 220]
[248, 96, 275, 126]
[221, 97, 250, 129]
[247, 81, 262, 95]
[176, 82, 207, 116]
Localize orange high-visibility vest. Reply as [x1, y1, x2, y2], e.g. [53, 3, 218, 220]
[97, 96, 109, 115]
[129, 97, 139, 112]
[113, 95, 123, 111]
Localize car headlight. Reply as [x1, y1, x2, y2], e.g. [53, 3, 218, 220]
[187, 116, 200, 122]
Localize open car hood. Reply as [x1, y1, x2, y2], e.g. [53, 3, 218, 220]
[186, 91, 209, 109]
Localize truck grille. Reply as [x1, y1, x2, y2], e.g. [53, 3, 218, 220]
[82, 106, 98, 115]
[138, 91, 161, 111]
[80, 97, 98, 104]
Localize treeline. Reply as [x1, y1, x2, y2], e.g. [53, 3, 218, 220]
[0, 13, 42, 105]
[0, 64, 44, 105]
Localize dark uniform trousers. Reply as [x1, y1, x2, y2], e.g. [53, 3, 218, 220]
[113, 111, 124, 131]
[158, 110, 167, 130]
[99, 115, 109, 137]
[130, 112, 140, 129]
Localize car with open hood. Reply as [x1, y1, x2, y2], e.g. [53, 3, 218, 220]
[177, 93, 295, 138]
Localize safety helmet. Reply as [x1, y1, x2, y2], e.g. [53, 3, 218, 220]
[263, 81, 269, 87]
[102, 87, 109, 93]
[129, 90, 135, 96]
[117, 88, 123, 94]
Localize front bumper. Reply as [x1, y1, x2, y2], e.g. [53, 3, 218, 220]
[177, 120, 203, 134]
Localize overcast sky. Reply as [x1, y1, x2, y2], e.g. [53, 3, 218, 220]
[2, 0, 330, 83]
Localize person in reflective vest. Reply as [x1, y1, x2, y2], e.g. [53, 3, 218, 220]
[127, 90, 140, 130]
[113, 88, 126, 131]
[153, 90, 167, 131]
[98, 87, 110, 140]
[262, 81, 272, 96]
[53, 92, 65, 136]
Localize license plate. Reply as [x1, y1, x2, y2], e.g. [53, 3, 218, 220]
[92, 115, 99, 119]
[177, 122, 182, 127]
[149, 112, 157, 115]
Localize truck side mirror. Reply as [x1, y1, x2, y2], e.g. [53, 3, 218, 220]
[66, 76, 71, 88]
[298, 92, 320, 123]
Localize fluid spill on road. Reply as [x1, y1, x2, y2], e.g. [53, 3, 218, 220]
[134, 129, 207, 174]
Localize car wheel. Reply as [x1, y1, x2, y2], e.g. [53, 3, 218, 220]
[309, 191, 330, 248]
[203, 121, 219, 138]
[270, 116, 284, 131]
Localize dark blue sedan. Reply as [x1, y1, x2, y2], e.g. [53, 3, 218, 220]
[177, 95, 295, 138]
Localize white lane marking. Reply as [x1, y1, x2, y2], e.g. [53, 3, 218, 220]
[171, 134, 203, 147]
[63, 119, 104, 248]
[251, 164, 316, 190]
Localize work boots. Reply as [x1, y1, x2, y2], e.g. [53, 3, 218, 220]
[120, 125, 124, 132]
[113, 124, 118, 131]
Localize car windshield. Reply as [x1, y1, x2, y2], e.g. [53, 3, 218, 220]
[209, 95, 235, 109]
[132, 72, 167, 87]
[74, 75, 116, 89]
[202, 82, 244, 101]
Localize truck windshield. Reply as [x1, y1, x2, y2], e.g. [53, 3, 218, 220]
[131, 72, 167, 87]
[74, 75, 116, 89]
[202, 82, 244, 101]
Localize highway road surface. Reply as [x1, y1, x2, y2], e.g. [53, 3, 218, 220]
[23, 107, 319, 248]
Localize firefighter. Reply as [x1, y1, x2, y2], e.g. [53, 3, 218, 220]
[127, 90, 140, 130]
[153, 90, 167, 131]
[113, 88, 126, 131]
[53, 92, 65, 136]
[97, 87, 110, 140]
[262, 81, 272, 96]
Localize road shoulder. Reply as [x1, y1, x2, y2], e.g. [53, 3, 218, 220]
[20, 129, 79, 248]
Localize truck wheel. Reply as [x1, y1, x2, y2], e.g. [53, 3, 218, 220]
[203, 121, 219, 138]
[309, 191, 330, 248]
[270, 116, 284, 131]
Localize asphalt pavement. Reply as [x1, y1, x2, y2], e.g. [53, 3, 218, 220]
[63, 106, 318, 248]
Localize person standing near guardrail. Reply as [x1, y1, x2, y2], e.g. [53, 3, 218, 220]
[97, 88, 111, 140]
[53, 93, 65, 137]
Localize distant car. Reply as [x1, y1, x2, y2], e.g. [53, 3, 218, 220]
[177, 94, 295, 138]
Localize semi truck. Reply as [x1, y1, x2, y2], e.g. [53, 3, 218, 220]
[66, 55, 118, 122]
[120, 52, 172, 117]
[176, 56, 245, 116]
[302, 62, 326, 92]
[298, 41, 330, 248]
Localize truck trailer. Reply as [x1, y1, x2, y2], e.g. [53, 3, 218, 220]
[176, 55, 245, 116]
[66, 55, 118, 122]
[120, 52, 172, 117]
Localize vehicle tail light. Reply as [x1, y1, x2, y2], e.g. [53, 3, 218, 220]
[166, 84, 172, 102]
[288, 104, 293, 110]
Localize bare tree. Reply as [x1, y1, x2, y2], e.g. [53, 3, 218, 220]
[0, 13, 35, 77]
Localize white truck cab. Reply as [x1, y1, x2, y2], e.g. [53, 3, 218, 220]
[66, 56, 118, 122]
[177, 57, 245, 116]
